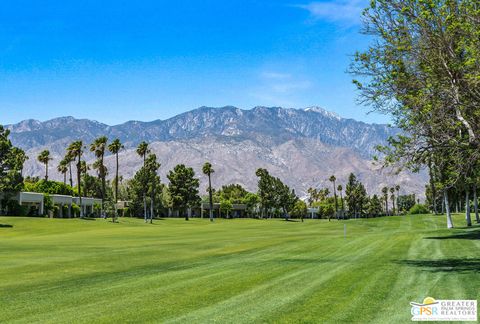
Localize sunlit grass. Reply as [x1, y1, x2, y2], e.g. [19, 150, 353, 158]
[0, 214, 478, 323]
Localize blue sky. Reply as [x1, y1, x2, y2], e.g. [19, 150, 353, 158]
[0, 0, 386, 125]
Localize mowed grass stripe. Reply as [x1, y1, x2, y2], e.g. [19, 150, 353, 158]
[0, 215, 478, 323]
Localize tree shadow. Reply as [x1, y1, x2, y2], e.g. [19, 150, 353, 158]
[425, 229, 480, 240]
[0, 224, 13, 228]
[395, 258, 480, 273]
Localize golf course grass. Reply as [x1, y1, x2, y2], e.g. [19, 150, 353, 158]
[0, 214, 478, 323]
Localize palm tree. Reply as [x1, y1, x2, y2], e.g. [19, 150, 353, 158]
[136, 141, 150, 165]
[57, 159, 69, 185]
[63, 152, 74, 187]
[108, 139, 124, 222]
[136, 141, 150, 221]
[90, 136, 108, 215]
[390, 187, 396, 215]
[382, 187, 389, 215]
[395, 184, 400, 215]
[202, 162, 215, 222]
[337, 184, 344, 216]
[37, 150, 52, 181]
[329, 175, 338, 219]
[67, 141, 84, 217]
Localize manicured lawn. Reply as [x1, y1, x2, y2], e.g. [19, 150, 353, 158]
[0, 215, 478, 323]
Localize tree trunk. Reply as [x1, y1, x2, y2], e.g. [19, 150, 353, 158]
[78, 157, 83, 218]
[101, 156, 105, 219]
[150, 189, 154, 224]
[208, 174, 214, 222]
[143, 194, 147, 223]
[465, 189, 472, 227]
[45, 162, 49, 181]
[445, 190, 454, 229]
[69, 162, 73, 187]
[474, 184, 479, 223]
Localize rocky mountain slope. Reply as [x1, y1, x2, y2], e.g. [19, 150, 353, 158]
[6, 106, 426, 197]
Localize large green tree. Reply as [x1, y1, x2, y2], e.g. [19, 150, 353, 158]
[351, 0, 480, 227]
[0, 125, 25, 212]
[167, 164, 200, 221]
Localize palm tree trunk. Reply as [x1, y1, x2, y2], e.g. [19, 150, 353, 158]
[45, 162, 49, 181]
[465, 188, 472, 227]
[474, 184, 479, 223]
[445, 190, 454, 229]
[114, 152, 119, 222]
[69, 162, 73, 187]
[101, 156, 106, 218]
[143, 193, 147, 223]
[208, 174, 213, 222]
[78, 157, 83, 218]
[63, 173, 66, 185]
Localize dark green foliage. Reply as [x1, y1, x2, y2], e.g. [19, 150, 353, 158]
[409, 204, 430, 215]
[255, 168, 298, 219]
[167, 164, 200, 220]
[24, 179, 76, 196]
[345, 173, 367, 218]
[0, 125, 25, 199]
[397, 194, 416, 214]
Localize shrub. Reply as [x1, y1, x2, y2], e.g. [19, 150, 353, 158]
[409, 204, 430, 215]
[6, 201, 30, 216]
[71, 203, 81, 217]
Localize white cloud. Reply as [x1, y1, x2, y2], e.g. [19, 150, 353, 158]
[260, 72, 292, 80]
[297, 0, 366, 26]
[249, 71, 313, 106]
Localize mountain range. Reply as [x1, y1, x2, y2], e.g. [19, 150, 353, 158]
[6, 106, 426, 198]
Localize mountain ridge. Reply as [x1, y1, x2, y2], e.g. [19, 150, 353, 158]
[5, 106, 424, 197]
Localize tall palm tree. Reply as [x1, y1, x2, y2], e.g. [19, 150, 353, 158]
[57, 159, 69, 185]
[329, 175, 338, 219]
[90, 136, 108, 215]
[337, 184, 344, 216]
[136, 141, 150, 221]
[37, 150, 52, 181]
[395, 184, 400, 215]
[67, 141, 84, 217]
[136, 141, 150, 165]
[63, 152, 74, 187]
[202, 162, 215, 222]
[108, 139, 124, 222]
[390, 187, 396, 215]
[382, 187, 389, 215]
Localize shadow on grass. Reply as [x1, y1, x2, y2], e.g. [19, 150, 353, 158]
[80, 217, 96, 221]
[395, 258, 480, 273]
[0, 224, 13, 228]
[425, 228, 480, 240]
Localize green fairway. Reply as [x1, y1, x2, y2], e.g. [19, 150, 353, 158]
[0, 215, 478, 323]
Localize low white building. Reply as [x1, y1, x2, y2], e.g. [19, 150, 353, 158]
[1, 192, 103, 217]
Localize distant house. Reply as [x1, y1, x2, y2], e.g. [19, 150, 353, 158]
[198, 202, 248, 218]
[0, 191, 102, 217]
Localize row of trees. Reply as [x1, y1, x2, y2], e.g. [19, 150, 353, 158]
[351, 0, 480, 228]
[307, 174, 414, 219]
